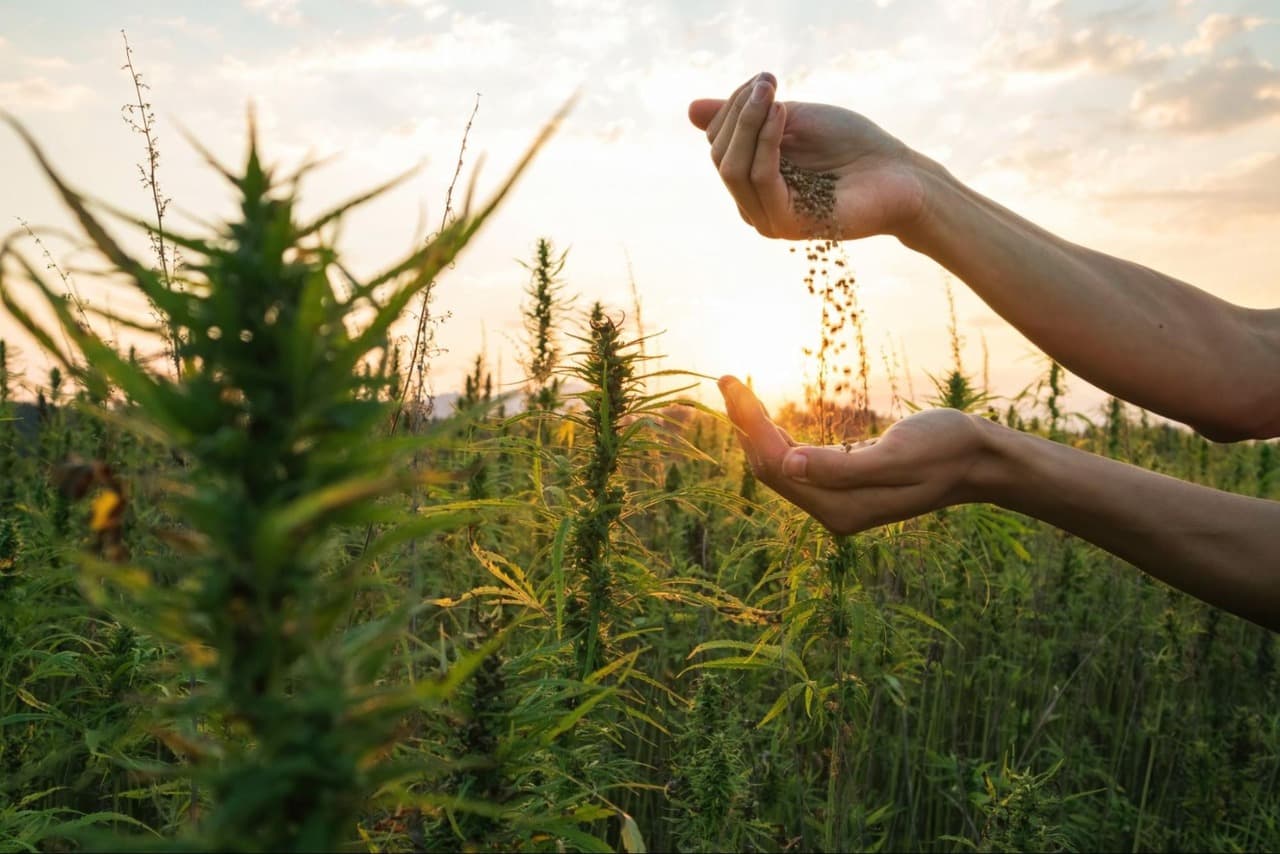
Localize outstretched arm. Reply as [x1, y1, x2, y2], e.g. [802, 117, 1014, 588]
[904, 165, 1280, 441]
[975, 414, 1280, 628]
[719, 376, 1280, 631]
[692, 76, 1280, 440]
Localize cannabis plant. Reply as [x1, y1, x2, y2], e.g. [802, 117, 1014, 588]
[0, 108, 561, 851]
[521, 238, 570, 413]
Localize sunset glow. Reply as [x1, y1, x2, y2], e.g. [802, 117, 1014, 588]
[3, 0, 1278, 417]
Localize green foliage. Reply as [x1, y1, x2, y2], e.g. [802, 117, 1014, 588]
[667, 674, 764, 852]
[460, 353, 494, 412]
[0, 108, 565, 851]
[929, 368, 990, 414]
[562, 303, 639, 679]
[1045, 360, 1065, 441]
[521, 238, 570, 413]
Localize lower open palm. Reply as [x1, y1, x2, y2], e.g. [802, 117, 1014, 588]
[718, 376, 987, 534]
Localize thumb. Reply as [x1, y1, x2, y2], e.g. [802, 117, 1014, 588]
[780, 442, 900, 488]
[718, 375, 790, 461]
[688, 98, 726, 131]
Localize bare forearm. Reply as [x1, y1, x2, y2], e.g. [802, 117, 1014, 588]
[973, 417, 1280, 629]
[902, 159, 1280, 440]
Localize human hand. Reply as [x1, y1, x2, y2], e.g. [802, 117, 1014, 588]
[718, 376, 992, 533]
[689, 73, 931, 241]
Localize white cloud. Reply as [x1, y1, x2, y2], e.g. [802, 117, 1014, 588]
[1104, 150, 1280, 224]
[556, 13, 630, 52]
[24, 55, 73, 71]
[992, 23, 1170, 78]
[0, 76, 93, 112]
[993, 142, 1078, 183]
[161, 16, 224, 42]
[366, 0, 446, 20]
[1132, 56, 1280, 133]
[218, 17, 519, 82]
[1183, 13, 1267, 56]
[243, 0, 303, 27]
[551, 0, 623, 10]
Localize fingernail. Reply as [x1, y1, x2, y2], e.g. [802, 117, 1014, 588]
[750, 80, 771, 103]
[782, 450, 808, 480]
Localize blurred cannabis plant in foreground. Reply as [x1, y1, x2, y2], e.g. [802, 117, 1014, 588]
[0, 107, 563, 851]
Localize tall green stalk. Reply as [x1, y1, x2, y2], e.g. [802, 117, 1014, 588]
[564, 303, 635, 680]
[521, 238, 569, 414]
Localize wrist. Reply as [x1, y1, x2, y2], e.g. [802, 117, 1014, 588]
[894, 152, 964, 254]
[964, 414, 1029, 508]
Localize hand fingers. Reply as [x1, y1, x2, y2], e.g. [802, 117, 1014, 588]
[776, 423, 798, 448]
[704, 77, 755, 145]
[733, 425, 761, 471]
[750, 101, 789, 235]
[717, 376, 926, 532]
[719, 376, 900, 490]
[688, 99, 726, 131]
[702, 72, 775, 143]
[710, 78, 762, 166]
[718, 376, 790, 469]
[720, 78, 778, 230]
[716, 376, 924, 533]
[779, 442, 904, 489]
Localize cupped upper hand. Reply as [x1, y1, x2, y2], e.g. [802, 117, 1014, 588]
[718, 375, 990, 534]
[689, 73, 929, 241]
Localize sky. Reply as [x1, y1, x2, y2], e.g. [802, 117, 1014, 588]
[1, 0, 1278, 423]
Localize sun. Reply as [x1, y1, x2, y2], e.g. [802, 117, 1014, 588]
[689, 290, 814, 412]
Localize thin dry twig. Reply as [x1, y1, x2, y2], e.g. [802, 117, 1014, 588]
[120, 29, 181, 379]
[15, 218, 88, 361]
[391, 92, 482, 438]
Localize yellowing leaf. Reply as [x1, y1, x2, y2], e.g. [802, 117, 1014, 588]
[17, 687, 52, 712]
[89, 489, 123, 532]
[356, 824, 379, 853]
[555, 417, 576, 448]
[618, 811, 647, 854]
[182, 641, 218, 668]
[470, 543, 546, 614]
[149, 726, 222, 761]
